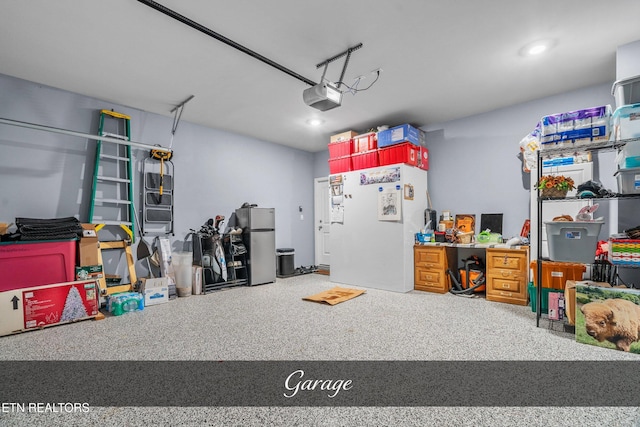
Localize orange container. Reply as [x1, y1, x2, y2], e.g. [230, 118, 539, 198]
[530, 260, 586, 289]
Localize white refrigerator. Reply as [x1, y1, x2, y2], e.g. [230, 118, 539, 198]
[329, 164, 428, 292]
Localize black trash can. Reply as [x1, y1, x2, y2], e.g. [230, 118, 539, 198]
[276, 248, 295, 277]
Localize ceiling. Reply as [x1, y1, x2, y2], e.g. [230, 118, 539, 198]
[2, 1, 640, 153]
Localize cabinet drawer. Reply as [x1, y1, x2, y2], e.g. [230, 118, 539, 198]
[486, 250, 526, 271]
[487, 275, 523, 293]
[485, 275, 528, 305]
[490, 268, 525, 280]
[415, 268, 448, 293]
[415, 268, 443, 285]
[414, 247, 445, 268]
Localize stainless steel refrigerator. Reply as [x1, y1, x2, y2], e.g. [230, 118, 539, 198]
[235, 207, 276, 286]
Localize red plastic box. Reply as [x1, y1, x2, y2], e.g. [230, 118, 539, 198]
[378, 142, 419, 166]
[0, 239, 77, 292]
[353, 133, 377, 153]
[351, 150, 379, 170]
[329, 156, 352, 174]
[418, 147, 429, 170]
[328, 140, 353, 159]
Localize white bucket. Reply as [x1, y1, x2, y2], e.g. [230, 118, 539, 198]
[172, 251, 193, 296]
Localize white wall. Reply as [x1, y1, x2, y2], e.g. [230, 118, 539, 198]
[0, 73, 316, 269]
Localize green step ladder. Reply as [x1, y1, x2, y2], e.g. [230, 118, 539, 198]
[88, 109, 135, 242]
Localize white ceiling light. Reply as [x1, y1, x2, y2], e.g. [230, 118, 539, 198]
[306, 118, 324, 126]
[520, 39, 556, 57]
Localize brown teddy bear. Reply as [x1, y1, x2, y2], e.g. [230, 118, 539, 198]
[581, 298, 640, 352]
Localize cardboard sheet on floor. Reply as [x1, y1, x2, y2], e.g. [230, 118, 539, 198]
[303, 286, 365, 305]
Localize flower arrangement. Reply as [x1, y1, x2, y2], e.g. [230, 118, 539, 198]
[537, 175, 575, 198]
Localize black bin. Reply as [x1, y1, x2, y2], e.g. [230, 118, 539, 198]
[276, 248, 295, 277]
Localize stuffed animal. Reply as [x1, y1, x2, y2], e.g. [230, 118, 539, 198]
[576, 204, 599, 221]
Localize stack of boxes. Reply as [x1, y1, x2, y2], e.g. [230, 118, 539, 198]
[351, 132, 378, 170]
[328, 131, 356, 174]
[611, 75, 640, 195]
[328, 124, 428, 174]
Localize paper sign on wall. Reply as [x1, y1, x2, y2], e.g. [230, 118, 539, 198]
[378, 186, 402, 221]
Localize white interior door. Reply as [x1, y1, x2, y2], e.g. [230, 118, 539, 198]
[314, 177, 330, 267]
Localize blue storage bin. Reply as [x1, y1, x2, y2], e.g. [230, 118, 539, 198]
[378, 124, 426, 148]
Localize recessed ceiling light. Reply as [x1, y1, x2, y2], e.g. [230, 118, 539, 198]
[306, 119, 324, 126]
[519, 39, 556, 57]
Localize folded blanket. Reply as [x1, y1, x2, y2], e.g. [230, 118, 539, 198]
[15, 217, 82, 241]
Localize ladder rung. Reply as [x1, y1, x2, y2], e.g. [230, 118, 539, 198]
[100, 154, 130, 162]
[101, 132, 128, 140]
[97, 220, 133, 226]
[97, 176, 131, 183]
[94, 198, 132, 205]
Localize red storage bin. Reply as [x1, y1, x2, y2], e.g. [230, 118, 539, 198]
[378, 142, 419, 166]
[329, 156, 352, 174]
[0, 239, 77, 292]
[328, 140, 352, 158]
[418, 147, 429, 170]
[353, 132, 377, 153]
[351, 150, 379, 170]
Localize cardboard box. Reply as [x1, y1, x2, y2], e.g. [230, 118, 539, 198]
[330, 130, 357, 143]
[0, 223, 9, 235]
[79, 223, 99, 266]
[575, 283, 640, 353]
[75, 265, 103, 281]
[377, 124, 426, 148]
[0, 280, 100, 336]
[139, 277, 169, 306]
[303, 286, 365, 305]
[565, 280, 611, 325]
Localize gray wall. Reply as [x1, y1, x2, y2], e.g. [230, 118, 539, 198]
[617, 40, 640, 80]
[2, 71, 632, 277]
[424, 82, 616, 239]
[0, 73, 315, 269]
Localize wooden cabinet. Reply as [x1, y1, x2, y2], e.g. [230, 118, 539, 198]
[485, 247, 529, 305]
[414, 245, 455, 293]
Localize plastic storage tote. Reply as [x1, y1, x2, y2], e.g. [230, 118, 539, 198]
[614, 167, 640, 194]
[530, 260, 586, 289]
[544, 221, 604, 264]
[612, 74, 640, 108]
[611, 103, 640, 142]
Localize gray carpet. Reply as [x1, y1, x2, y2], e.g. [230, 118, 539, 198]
[2, 274, 639, 426]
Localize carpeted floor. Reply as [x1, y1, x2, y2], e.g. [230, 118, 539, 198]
[1, 273, 639, 426]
